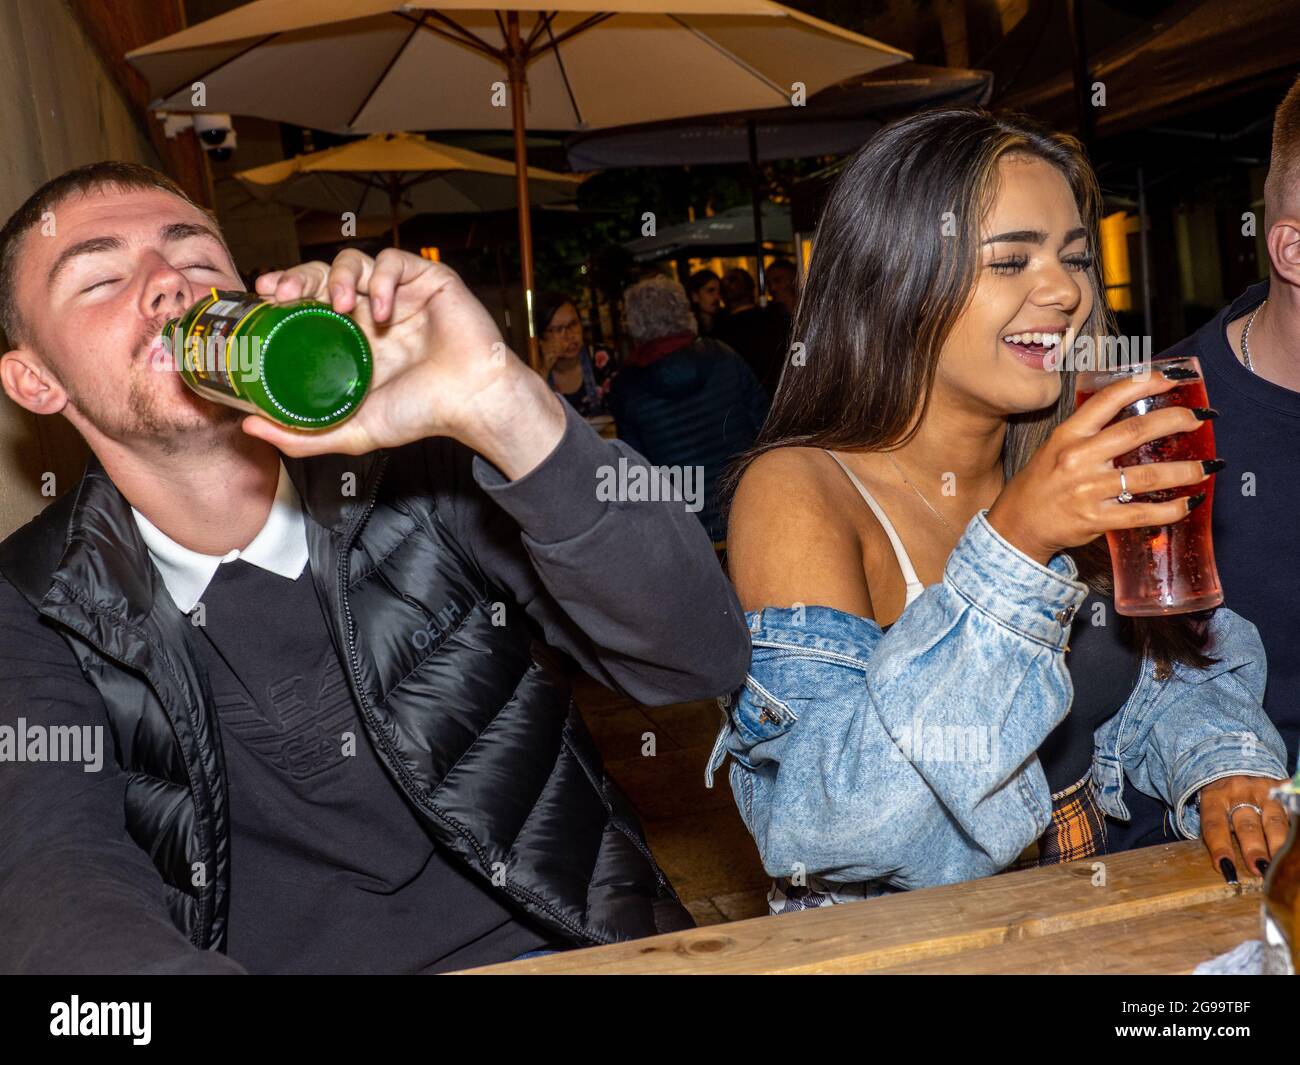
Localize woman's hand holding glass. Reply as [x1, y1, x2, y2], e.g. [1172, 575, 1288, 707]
[987, 370, 1217, 565]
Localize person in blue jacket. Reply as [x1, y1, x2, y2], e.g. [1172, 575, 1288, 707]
[610, 276, 768, 544]
[713, 107, 1289, 915]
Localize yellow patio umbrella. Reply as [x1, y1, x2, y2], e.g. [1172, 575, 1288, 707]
[127, 2, 908, 367]
[234, 131, 585, 249]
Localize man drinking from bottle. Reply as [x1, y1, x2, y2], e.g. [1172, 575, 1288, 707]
[0, 162, 749, 973]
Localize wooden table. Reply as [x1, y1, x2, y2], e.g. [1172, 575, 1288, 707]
[460, 841, 1262, 974]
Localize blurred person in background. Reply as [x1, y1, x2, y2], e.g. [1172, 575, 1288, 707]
[765, 258, 799, 318]
[686, 268, 724, 337]
[610, 277, 768, 544]
[537, 289, 616, 418]
[715, 267, 789, 400]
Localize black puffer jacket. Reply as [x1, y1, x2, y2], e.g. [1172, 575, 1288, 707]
[0, 406, 749, 971]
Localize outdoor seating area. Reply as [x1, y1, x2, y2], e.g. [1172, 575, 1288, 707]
[2, 2, 1300, 1037]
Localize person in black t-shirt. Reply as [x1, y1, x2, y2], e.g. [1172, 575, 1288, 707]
[1107, 74, 1300, 852]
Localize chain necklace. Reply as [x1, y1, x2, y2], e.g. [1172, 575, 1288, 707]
[1242, 298, 1266, 374]
[885, 453, 955, 533]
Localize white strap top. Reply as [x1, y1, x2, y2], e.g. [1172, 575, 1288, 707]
[824, 451, 926, 608]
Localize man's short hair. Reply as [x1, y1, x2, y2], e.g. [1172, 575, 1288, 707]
[720, 267, 756, 306]
[1265, 74, 1300, 226]
[766, 258, 796, 278]
[0, 161, 220, 348]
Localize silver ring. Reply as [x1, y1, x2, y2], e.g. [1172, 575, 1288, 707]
[1116, 469, 1134, 505]
[1227, 801, 1264, 824]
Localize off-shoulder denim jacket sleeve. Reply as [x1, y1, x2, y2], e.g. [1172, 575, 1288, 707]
[1093, 605, 1286, 838]
[708, 508, 1287, 892]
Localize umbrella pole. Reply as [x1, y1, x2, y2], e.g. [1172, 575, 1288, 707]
[747, 119, 767, 305]
[507, 10, 540, 371]
[1066, 0, 1094, 147]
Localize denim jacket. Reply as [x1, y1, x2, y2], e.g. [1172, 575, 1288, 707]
[706, 509, 1287, 893]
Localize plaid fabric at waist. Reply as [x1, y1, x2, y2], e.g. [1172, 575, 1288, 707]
[1009, 772, 1108, 871]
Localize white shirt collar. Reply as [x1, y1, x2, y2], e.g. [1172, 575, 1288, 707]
[131, 460, 310, 614]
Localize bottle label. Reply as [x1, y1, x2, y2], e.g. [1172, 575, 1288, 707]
[1262, 909, 1295, 975]
[166, 289, 371, 428]
[178, 291, 265, 400]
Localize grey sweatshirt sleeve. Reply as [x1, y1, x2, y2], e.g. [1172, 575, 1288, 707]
[425, 400, 750, 706]
[0, 577, 246, 974]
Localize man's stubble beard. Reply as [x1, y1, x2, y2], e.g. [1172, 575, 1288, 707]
[64, 355, 243, 458]
[129, 367, 244, 456]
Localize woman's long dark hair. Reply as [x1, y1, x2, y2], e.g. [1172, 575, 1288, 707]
[723, 107, 1213, 675]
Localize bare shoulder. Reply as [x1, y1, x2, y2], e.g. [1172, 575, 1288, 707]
[730, 447, 847, 525]
[727, 447, 874, 617]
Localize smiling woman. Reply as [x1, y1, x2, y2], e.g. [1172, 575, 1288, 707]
[714, 107, 1288, 916]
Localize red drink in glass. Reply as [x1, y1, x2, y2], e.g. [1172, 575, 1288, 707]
[1074, 356, 1223, 616]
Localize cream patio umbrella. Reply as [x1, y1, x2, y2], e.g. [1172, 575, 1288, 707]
[127, 2, 909, 367]
[234, 131, 584, 249]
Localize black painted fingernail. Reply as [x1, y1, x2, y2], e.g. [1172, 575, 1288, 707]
[1201, 458, 1226, 475]
[1161, 366, 1200, 381]
[1257, 859, 1270, 877]
[1186, 491, 1208, 512]
[1220, 857, 1238, 884]
[1193, 407, 1220, 420]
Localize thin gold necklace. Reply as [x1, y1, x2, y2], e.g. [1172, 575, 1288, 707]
[885, 452, 956, 533]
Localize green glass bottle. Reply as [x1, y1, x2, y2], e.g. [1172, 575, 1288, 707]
[162, 288, 372, 429]
[1262, 772, 1300, 975]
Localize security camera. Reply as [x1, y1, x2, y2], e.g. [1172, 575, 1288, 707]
[154, 111, 238, 160]
[192, 113, 235, 151]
